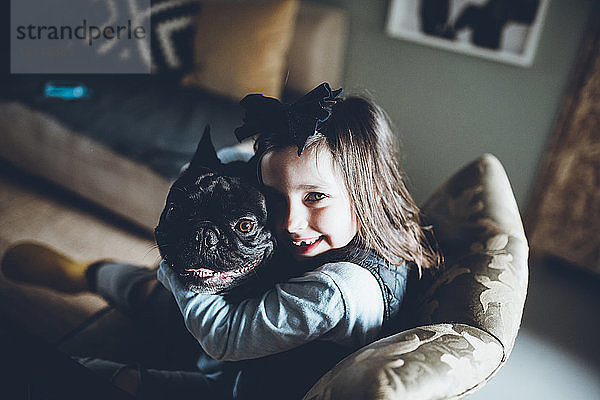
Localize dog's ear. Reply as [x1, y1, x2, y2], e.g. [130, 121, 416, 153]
[188, 125, 221, 172]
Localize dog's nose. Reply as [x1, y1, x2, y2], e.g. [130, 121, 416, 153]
[196, 227, 220, 249]
[204, 228, 219, 247]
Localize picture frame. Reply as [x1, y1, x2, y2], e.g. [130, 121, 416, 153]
[386, 0, 550, 67]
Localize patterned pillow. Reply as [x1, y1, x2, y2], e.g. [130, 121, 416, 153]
[148, 0, 201, 74]
[114, 0, 201, 75]
[92, 0, 201, 74]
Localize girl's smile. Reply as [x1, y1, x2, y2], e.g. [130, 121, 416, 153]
[260, 145, 358, 259]
[290, 236, 325, 256]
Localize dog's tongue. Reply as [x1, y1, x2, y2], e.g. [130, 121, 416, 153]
[184, 267, 215, 277]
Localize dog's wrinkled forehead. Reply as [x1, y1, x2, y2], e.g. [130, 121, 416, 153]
[194, 171, 231, 191]
[176, 165, 223, 189]
[175, 167, 267, 219]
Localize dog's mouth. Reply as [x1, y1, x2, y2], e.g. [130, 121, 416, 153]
[177, 253, 264, 286]
[181, 257, 262, 280]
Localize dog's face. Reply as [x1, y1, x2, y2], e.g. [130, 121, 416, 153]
[154, 128, 275, 294]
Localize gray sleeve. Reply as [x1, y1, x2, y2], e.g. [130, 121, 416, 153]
[157, 260, 384, 361]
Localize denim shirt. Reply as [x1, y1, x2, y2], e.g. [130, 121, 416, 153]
[360, 251, 409, 329]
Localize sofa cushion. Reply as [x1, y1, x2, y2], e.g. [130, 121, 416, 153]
[285, 2, 347, 94]
[182, 0, 299, 100]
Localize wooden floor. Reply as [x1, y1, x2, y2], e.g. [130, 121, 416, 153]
[0, 160, 160, 355]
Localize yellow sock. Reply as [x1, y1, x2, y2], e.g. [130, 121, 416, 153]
[1, 242, 92, 293]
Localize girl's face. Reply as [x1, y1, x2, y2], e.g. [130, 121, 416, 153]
[260, 146, 358, 259]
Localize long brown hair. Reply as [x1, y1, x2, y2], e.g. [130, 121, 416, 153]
[255, 96, 441, 276]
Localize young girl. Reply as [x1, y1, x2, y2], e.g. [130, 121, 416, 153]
[2, 84, 439, 399]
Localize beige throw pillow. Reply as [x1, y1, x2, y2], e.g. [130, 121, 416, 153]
[182, 0, 299, 100]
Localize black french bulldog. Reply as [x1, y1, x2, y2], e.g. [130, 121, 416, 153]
[154, 127, 276, 294]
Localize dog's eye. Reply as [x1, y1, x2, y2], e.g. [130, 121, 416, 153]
[235, 219, 255, 233]
[165, 204, 180, 220]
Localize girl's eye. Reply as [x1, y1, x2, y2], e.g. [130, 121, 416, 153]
[235, 219, 255, 233]
[306, 192, 327, 202]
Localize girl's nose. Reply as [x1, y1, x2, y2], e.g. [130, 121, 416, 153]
[284, 200, 308, 233]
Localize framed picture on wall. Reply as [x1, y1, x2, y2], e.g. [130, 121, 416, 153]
[386, 0, 549, 67]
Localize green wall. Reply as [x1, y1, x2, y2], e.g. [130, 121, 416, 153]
[317, 0, 595, 210]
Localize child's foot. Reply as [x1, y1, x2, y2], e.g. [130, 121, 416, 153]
[1, 242, 96, 293]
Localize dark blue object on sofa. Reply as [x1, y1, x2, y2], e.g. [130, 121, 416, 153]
[2, 74, 245, 179]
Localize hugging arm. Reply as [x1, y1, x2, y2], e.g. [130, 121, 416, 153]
[157, 261, 383, 361]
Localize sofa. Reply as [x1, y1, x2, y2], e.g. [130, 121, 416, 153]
[0, 1, 529, 398]
[0, 0, 347, 231]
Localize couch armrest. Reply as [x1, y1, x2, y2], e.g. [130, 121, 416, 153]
[303, 323, 503, 400]
[419, 154, 529, 357]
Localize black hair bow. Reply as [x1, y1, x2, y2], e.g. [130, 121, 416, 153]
[234, 82, 343, 156]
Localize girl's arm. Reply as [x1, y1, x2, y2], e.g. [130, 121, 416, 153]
[157, 260, 383, 362]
